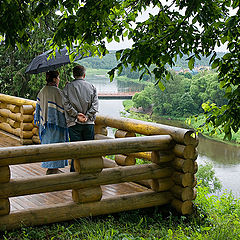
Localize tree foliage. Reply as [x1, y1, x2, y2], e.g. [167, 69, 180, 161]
[0, 0, 240, 136]
[132, 71, 227, 118]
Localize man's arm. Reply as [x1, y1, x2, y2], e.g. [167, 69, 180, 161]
[62, 85, 78, 118]
[86, 87, 99, 121]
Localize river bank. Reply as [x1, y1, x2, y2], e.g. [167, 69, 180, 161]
[123, 99, 240, 146]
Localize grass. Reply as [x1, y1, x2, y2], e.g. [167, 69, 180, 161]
[2, 187, 240, 239]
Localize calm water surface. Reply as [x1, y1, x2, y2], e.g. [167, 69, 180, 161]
[87, 76, 240, 197]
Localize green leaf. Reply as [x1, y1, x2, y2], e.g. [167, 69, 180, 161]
[158, 81, 166, 91]
[211, 59, 219, 69]
[123, 30, 128, 37]
[114, 35, 120, 42]
[116, 50, 122, 61]
[166, 72, 171, 81]
[188, 57, 195, 70]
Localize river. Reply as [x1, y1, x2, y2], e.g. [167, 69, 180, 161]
[86, 74, 240, 198]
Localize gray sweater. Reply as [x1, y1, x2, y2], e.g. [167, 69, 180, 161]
[62, 78, 99, 127]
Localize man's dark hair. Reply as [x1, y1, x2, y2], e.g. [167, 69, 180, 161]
[46, 71, 59, 83]
[73, 65, 86, 78]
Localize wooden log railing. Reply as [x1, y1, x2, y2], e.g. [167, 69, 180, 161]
[0, 135, 174, 230]
[0, 93, 199, 230]
[0, 94, 37, 145]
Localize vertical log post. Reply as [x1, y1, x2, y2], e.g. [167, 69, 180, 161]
[94, 125, 108, 136]
[115, 130, 136, 166]
[170, 144, 198, 215]
[20, 105, 34, 145]
[32, 110, 40, 144]
[0, 166, 10, 216]
[72, 157, 104, 203]
[150, 150, 175, 191]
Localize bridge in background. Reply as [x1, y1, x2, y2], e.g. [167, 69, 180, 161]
[98, 92, 138, 99]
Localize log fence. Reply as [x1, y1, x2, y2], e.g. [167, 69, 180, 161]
[0, 93, 199, 230]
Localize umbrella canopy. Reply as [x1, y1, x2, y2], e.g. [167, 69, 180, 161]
[25, 47, 90, 74]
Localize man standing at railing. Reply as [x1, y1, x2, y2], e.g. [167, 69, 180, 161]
[62, 65, 99, 172]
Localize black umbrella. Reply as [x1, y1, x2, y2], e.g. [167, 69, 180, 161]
[25, 47, 91, 74]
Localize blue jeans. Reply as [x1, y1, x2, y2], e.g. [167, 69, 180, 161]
[68, 124, 94, 172]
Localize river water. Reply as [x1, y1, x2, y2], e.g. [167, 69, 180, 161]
[86, 74, 240, 198]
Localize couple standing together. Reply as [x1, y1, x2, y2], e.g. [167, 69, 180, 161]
[34, 65, 99, 174]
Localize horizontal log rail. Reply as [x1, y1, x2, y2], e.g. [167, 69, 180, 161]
[0, 135, 174, 166]
[95, 115, 198, 146]
[0, 191, 172, 230]
[0, 94, 36, 107]
[0, 164, 172, 198]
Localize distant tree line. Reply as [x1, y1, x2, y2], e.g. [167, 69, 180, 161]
[79, 52, 225, 82]
[132, 71, 227, 118]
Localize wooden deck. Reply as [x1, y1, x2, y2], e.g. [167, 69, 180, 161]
[0, 131, 147, 213]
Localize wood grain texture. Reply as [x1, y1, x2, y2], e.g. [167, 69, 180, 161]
[0, 191, 172, 230]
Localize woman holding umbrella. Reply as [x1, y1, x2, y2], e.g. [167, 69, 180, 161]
[34, 71, 69, 174]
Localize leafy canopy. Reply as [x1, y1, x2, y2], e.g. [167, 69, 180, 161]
[0, 0, 240, 137]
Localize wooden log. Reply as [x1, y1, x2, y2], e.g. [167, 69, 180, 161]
[0, 135, 174, 166]
[0, 166, 10, 183]
[0, 93, 36, 107]
[194, 161, 198, 174]
[72, 186, 102, 203]
[32, 135, 41, 144]
[103, 157, 118, 168]
[94, 125, 108, 135]
[95, 115, 198, 146]
[0, 122, 20, 137]
[20, 105, 35, 115]
[0, 199, 10, 216]
[20, 122, 34, 131]
[20, 138, 33, 145]
[0, 116, 7, 123]
[20, 114, 34, 123]
[0, 164, 172, 197]
[115, 130, 136, 138]
[0, 129, 21, 143]
[173, 144, 198, 160]
[94, 133, 112, 140]
[172, 172, 195, 187]
[32, 127, 39, 135]
[134, 179, 152, 188]
[7, 118, 20, 128]
[193, 188, 197, 200]
[20, 130, 33, 139]
[74, 157, 103, 173]
[95, 134, 152, 163]
[130, 152, 152, 161]
[192, 176, 197, 188]
[171, 199, 193, 215]
[0, 109, 15, 120]
[10, 112, 21, 122]
[0, 191, 172, 230]
[151, 150, 175, 164]
[171, 157, 195, 173]
[6, 104, 20, 113]
[115, 154, 136, 166]
[171, 185, 195, 201]
[151, 178, 174, 192]
[0, 102, 7, 109]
